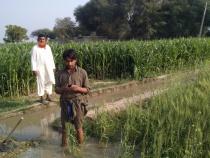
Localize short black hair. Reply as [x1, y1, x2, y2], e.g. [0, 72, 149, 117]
[62, 49, 77, 60]
[37, 34, 47, 40]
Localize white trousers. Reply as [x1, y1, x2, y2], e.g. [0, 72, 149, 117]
[36, 80, 53, 96]
[36, 72, 53, 97]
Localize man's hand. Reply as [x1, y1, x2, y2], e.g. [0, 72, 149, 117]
[59, 85, 79, 93]
[69, 85, 81, 92]
[69, 85, 88, 94]
[55, 85, 89, 94]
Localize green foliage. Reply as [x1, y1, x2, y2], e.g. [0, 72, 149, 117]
[66, 123, 78, 153]
[0, 38, 210, 97]
[0, 42, 35, 97]
[156, 0, 205, 38]
[53, 17, 77, 42]
[31, 28, 56, 40]
[129, 0, 165, 39]
[87, 66, 210, 157]
[74, 0, 209, 39]
[0, 98, 32, 113]
[3, 25, 28, 43]
[85, 112, 121, 143]
[74, 0, 131, 39]
[74, 1, 98, 34]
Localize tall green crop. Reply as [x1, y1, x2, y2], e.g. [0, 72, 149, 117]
[0, 38, 210, 97]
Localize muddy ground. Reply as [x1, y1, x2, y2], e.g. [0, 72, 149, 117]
[0, 137, 40, 158]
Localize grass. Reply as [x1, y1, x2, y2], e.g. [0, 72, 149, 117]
[84, 64, 210, 158]
[1, 38, 210, 97]
[0, 98, 33, 113]
[48, 62, 210, 157]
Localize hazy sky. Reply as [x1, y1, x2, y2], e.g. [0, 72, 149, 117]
[0, 0, 89, 42]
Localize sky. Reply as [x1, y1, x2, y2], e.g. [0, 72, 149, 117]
[0, 0, 89, 42]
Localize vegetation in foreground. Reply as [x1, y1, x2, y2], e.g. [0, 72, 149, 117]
[0, 98, 33, 113]
[84, 65, 210, 158]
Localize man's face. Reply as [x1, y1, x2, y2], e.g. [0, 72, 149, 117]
[38, 37, 47, 48]
[65, 58, 77, 70]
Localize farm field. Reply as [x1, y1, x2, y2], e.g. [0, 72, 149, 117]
[86, 65, 210, 158]
[0, 38, 210, 97]
[0, 38, 210, 158]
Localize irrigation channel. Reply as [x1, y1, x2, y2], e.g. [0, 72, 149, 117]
[0, 75, 172, 158]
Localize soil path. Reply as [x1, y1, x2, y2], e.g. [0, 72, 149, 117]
[0, 75, 169, 120]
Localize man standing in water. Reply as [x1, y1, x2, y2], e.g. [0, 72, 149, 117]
[55, 49, 90, 147]
[31, 34, 56, 104]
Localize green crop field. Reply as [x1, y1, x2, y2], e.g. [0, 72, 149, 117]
[0, 38, 210, 97]
[85, 65, 210, 158]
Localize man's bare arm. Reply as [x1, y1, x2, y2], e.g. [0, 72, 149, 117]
[55, 85, 89, 95]
[69, 85, 89, 94]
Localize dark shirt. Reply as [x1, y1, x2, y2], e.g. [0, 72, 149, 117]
[55, 66, 90, 99]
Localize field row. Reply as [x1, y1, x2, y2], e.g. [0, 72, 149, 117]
[0, 38, 210, 97]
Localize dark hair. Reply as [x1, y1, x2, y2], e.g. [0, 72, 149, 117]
[37, 34, 47, 40]
[62, 49, 77, 60]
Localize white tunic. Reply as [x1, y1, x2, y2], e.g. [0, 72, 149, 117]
[31, 44, 55, 85]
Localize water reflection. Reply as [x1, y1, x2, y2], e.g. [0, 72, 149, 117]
[0, 79, 166, 158]
[0, 106, 60, 140]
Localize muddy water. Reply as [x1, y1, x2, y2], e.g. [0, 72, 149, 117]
[89, 79, 166, 106]
[0, 105, 120, 158]
[18, 139, 120, 158]
[0, 79, 167, 158]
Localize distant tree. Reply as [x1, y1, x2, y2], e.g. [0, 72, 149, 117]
[129, 0, 209, 38]
[74, 0, 131, 39]
[31, 28, 56, 39]
[53, 17, 76, 42]
[74, 25, 90, 36]
[128, 0, 166, 39]
[3, 25, 28, 43]
[74, 0, 210, 39]
[156, 0, 206, 38]
[74, 1, 100, 35]
[96, 0, 131, 39]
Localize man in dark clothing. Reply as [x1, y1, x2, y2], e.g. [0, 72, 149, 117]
[55, 49, 90, 147]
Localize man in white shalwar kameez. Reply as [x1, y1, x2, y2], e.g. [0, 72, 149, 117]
[31, 34, 55, 104]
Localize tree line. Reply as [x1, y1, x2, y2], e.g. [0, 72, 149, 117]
[3, 0, 210, 43]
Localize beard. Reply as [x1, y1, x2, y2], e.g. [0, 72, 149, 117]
[66, 65, 76, 70]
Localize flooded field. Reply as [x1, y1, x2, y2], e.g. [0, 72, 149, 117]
[0, 78, 168, 158]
